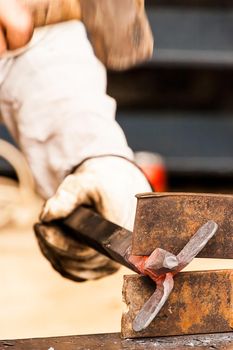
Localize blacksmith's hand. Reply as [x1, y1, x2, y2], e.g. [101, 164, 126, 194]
[0, 0, 33, 54]
[38, 157, 151, 281]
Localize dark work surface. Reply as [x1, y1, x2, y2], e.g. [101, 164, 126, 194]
[0, 333, 232, 350]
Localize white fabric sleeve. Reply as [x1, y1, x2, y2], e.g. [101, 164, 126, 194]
[0, 21, 134, 199]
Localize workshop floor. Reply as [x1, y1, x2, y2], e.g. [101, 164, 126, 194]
[0, 222, 233, 340]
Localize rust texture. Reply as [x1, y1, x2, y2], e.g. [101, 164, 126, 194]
[122, 270, 233, 338]
[132, 193, 233, 258]
[1, 332, 233, 350]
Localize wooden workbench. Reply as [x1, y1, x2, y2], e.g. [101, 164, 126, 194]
[1, 333, 232, 350]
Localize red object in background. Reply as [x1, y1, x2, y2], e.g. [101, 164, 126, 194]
[135, 152, 167, 192]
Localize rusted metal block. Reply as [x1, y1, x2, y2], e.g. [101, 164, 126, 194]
[132, 193, 233, 258]
[122, 270, 233, 338]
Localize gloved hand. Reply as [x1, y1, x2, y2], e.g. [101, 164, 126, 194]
[39, 156, 151, 281]
[0, 0, 33, 54]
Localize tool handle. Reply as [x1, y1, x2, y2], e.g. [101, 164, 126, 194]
[63, 206, 135, 271]
[22, 0, 81, 27]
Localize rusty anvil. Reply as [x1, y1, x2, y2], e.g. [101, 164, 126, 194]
[35, 192, 233, 332]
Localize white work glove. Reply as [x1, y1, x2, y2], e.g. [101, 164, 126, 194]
[38, 156, 151, 281]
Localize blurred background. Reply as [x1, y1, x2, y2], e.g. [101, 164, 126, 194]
[113, 0, 233, 194]
[0, 0, 233, 340]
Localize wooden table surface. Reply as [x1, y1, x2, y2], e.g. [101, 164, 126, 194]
[1, 333, 233, 350]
